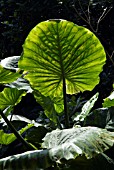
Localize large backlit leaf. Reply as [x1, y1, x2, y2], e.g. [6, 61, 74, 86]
[0, 65, 20, 84]
[42, 127, 114, 162]
[0, 88, 26, 111]
[18, 19, 106, 98]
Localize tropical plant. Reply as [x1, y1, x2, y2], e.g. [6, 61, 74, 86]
[18, 19, 106, 127]
[0, 19, 114, 170]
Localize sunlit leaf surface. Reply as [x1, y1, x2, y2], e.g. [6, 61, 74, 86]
[103, 91, 114, 108]
[0, 65, 20, 84]
[42, 127, 114, 161]
[0, 124, 33, 145]
[0, 88, 26, 111]
[19, 20, 106, 98]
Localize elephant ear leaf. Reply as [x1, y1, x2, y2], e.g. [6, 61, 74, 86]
[18, 19, 106, 98]
[0, 65, 20, 84]
[1, 56, 20, 71]
[0, 150, 53, 169]
[0, 124, 33, 145]
[42, 127, 114, 162]
[0, 88, 26, 112]
[103, 91, 114, 108]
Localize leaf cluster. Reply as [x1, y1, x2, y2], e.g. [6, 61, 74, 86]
[0, 18, 114, 170]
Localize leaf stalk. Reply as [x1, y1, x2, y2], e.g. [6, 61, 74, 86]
[0, 109, 35, 150]
[63, 77, 69, 128]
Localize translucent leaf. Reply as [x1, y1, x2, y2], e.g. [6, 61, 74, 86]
[0, 124, 33, 145]
[0, 88, 26, 111]
[42, 127, 114, 162]
[0, 65, 20, 84]
[19, 19, 106, 99]
[33, 90, 64, 123]
[103, 91, 114, 107]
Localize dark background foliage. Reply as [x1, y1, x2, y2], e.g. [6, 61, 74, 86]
[0, 0, 114, 109]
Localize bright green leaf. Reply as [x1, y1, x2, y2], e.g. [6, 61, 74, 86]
[0, 65, 20, 84]
[0, 88, 26, 111]
[19, 19, 106, 99]
[103, 91, 114, 107]
[0, 124, 33, 145]
[33, 90, 64, 123]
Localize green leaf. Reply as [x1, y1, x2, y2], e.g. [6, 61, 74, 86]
[0, 124, 33, 145]
[7, 77, 32, 92]
[42, 127, 114, 162]
[0, 114, 42, 127]
[0, 65, 20, 84]
[61, 153, 114, 170]
[103, 91, 114, 107]
[0, 88, 26, 111]
[33, 90, 64, 123]
[0, 150, 52, 169]
[18, 19, 106, 98]
[0, 56, 20, 71]
[25, 126, 48, 144]
[1, 127, 114, 169]
[73, 93, 99, 122]
[84, 107, 114, 131]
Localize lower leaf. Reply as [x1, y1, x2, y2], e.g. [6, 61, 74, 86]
[42, 126, 114, 162]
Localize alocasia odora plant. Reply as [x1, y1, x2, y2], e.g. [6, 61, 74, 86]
[1, 19, 113, 170]
[18, 19, 106, 127]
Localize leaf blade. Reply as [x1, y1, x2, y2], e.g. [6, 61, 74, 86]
[0, 88, 26, 111]
[0, 124, 33, 145]
[0, 65, 20, 84]
[19, 20, 106, 98]
[42, 127, 114, 161]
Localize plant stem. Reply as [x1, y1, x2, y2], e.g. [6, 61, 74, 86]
[0, 109, 35, 150]
[56, 22, 69, 128]
[63, 77, 69, 128]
